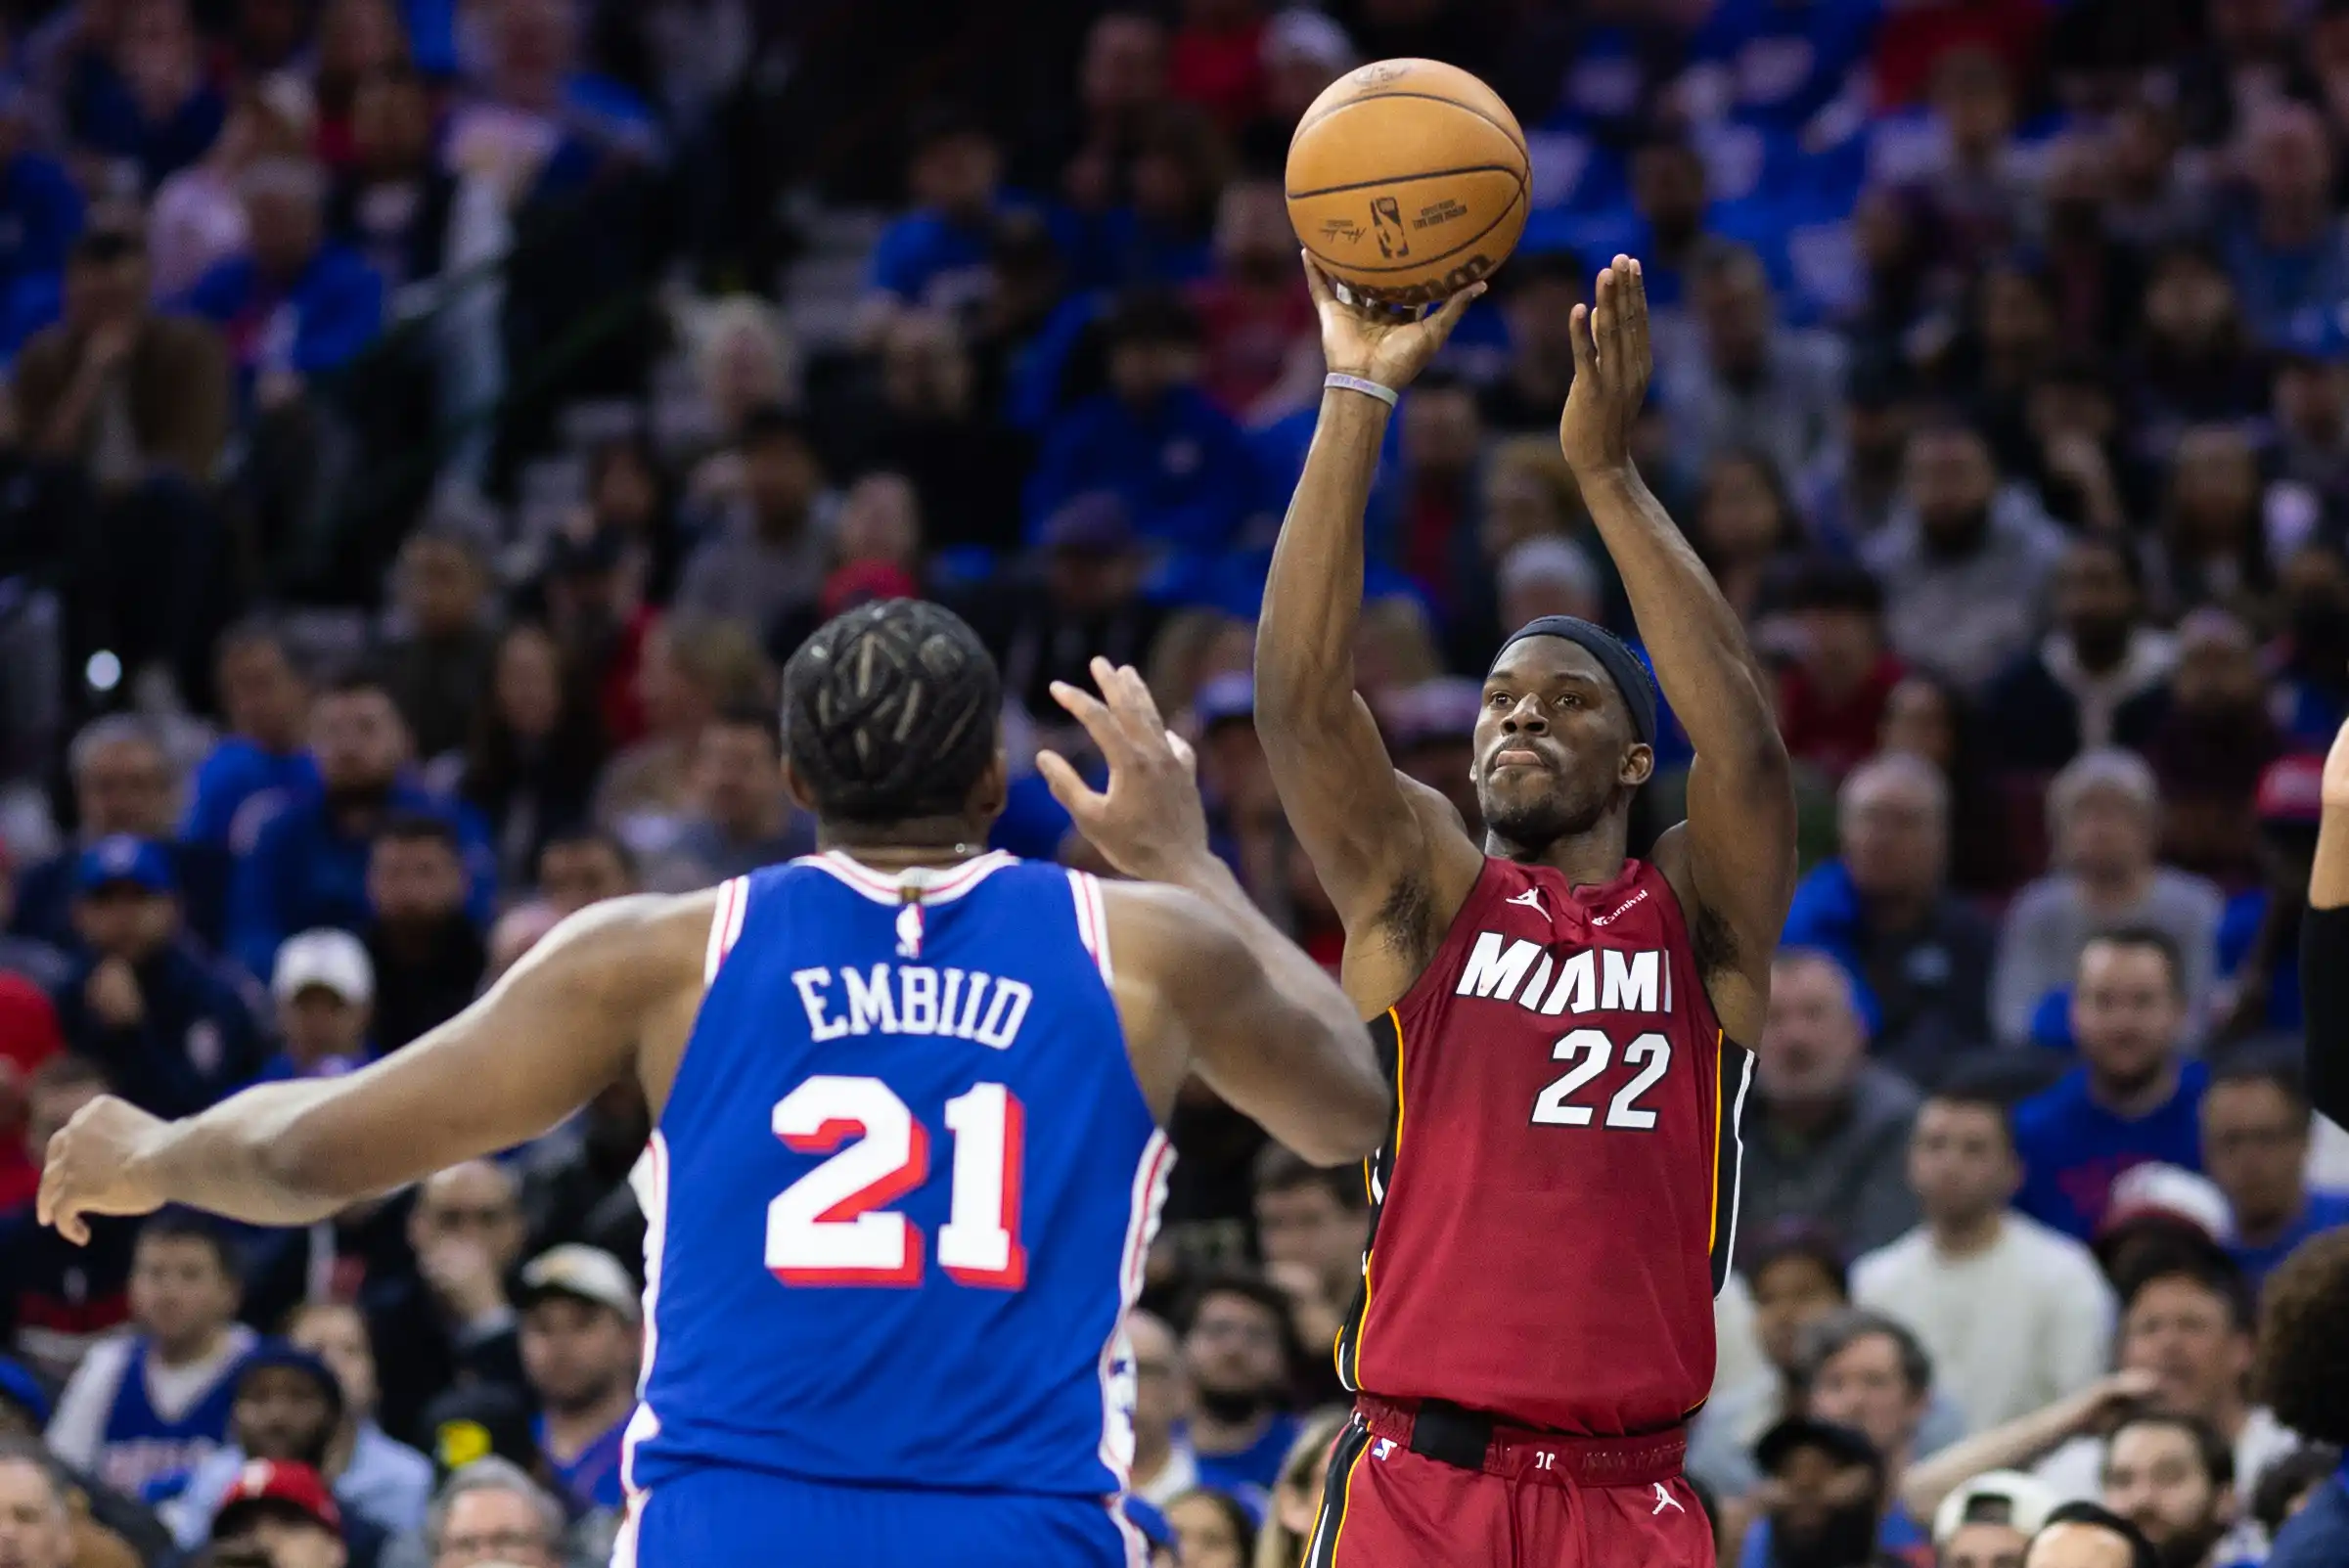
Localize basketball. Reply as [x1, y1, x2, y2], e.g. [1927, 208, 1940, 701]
[1286, 59, 1530, 307]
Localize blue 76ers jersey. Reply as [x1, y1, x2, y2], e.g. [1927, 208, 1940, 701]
[623, 852, 1171, 1501]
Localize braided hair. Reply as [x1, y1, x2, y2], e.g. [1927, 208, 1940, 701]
[782, 599, 1002, 826]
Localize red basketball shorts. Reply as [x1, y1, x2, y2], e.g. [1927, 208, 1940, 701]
[1302, 1397, 1716, 1568]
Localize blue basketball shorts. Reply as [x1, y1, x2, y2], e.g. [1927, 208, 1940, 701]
[615, 1465, 1141, 1567]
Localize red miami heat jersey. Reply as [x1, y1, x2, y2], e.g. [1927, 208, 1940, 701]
[1335, 855, 1754, 1436]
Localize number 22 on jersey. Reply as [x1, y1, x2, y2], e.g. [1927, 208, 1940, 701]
[764, 1074, 1027, 1289]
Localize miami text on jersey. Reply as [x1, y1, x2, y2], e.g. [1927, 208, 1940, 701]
[1453, 933, 1675, 1016]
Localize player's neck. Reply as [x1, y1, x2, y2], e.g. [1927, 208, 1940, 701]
[1484, 826, 1630, 890]
[818, 821, 991, 875]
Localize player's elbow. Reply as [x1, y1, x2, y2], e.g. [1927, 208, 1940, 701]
[1291, 1044, 1392, 1167]
[1736, 706, 1794, 788]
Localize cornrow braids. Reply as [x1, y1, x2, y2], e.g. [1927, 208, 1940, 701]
[782, 599, 1002, 826]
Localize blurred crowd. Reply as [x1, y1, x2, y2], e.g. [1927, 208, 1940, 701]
[0, 0, 2348, 1566]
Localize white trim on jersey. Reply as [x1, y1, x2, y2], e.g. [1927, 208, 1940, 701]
[799, 849, 1016, 907]
[619, 1131, 670, 1500]
[1108, 1496, 1147, 1568]
[1719, 1048, 1754, 1298]
[1097, 1131, 1173, 1487]
[1065, 871, 1116, 986]
[610, 1487, 644, 1568]
[703, 876, 747, 984]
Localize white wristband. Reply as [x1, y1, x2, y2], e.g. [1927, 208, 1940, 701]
[1325, 373, 1399, 408]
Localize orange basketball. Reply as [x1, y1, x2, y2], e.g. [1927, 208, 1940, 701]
[1286, 59, 1529, 307]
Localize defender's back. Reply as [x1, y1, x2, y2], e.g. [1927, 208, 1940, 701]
[623, 851, 1170, 1500]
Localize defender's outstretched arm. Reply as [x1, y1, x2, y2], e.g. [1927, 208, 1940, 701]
[43, 895, 705, 1237]
[1041, 659, 1389, 1164]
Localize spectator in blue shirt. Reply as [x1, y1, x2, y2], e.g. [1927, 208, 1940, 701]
[0, 82, 83, 316]
[2014, 928, 2209, 1241]
[66, 0, 228, 188]
[2199, 1058, 2349, 1291]
[868, 110, 1022, 314]
[184, 619, 318, 856]
[2255, 1234, 2349, 1568]
[228, 673, 495, 981]
[182, 155, 385, 385]
[1174, 1275, 1299, 1512]
[1531, 136, 1713, 322]
[52, 836, 265, 1121]
[1024, 288, 1262, 561]
[2218, 103, 2349, 347]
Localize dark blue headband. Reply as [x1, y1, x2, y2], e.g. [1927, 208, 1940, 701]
[1491, 615, 1658, 747]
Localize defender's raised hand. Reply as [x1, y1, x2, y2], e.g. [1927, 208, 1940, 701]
[1303, 252, 1485, 394]
[1558, 254, 1652, 478]
[1038, 658, 1211, 882]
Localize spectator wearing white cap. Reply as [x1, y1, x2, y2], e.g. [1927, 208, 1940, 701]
[513, 1246, 639, 1517]
[1937, 1470, 2058, 1568]
[265, 928, 374, 1082]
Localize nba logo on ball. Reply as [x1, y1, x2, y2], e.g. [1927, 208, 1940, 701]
[1287, 58, 1529, 306]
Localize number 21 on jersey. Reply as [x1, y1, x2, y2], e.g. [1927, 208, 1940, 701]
[764, 1074, 1026, 1289]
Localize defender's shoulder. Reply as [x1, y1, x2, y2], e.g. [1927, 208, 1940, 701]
[530, 888, 722, 990]
[1094, 876, 1224, 953]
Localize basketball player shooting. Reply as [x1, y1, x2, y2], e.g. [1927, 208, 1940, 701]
[38, 605, 1392, 1568]
[1263, 253, 1798, 1567]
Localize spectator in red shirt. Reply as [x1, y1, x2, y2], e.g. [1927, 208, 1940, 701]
[1779, 558, 1907, 786]
[1872, 0, 2048, 112]
[0, 978, 63, 1213]
[1189, 176, 1314, 421]
[1168, 0, 1265, 132]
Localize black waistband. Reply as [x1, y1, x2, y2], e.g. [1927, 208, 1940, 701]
[1406, 1399, 1508, 1470]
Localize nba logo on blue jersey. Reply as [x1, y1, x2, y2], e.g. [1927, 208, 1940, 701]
[617, 851, 1173, 1568]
